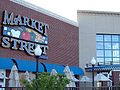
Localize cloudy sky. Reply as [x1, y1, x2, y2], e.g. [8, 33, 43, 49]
[25, 0, 120, 22]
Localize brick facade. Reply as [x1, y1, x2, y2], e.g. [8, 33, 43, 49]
[112, 71, 120, 86]
[0, 0, 79, 66]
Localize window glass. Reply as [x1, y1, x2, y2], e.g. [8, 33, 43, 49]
[112, 35, 119, 42]
[112, 43, 119, 49]
[96, 35, 103, 41]
[105, 43, 111, 49]
[97, 50, 104, 57]
[97, 58, 104, 65]
[105, 58, 112, 61]
[105, 50, 111, 57]
[96, 34, 120, 65]
[113, 50, 119, 57]
[113, 58, 120, 64]
[105, 58, 112, 65]
[96, 42, 103, 49]
[104, 35, 111, 42]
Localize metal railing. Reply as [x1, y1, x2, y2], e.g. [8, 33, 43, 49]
[80, 86, 120, 90]
[65, 87, 79, 90]
[0, 86, 120, 90]
[0, 87, 25, 90]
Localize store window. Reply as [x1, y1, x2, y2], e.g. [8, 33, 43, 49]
[96, 34, 120, 65]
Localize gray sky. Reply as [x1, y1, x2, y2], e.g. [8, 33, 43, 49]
[25, 0, 120, 22]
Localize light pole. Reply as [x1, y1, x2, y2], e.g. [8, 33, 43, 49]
[90, 57, 96, 90]
[34, 45, 42, 80]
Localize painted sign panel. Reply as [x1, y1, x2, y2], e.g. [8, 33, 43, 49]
[1, 10, 49, 59]
[3, 26, 48, 45]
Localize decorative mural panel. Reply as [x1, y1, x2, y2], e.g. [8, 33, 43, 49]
[3, 26, 48, 45]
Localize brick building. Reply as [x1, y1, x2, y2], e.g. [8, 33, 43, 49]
[0, 0, 84, 87]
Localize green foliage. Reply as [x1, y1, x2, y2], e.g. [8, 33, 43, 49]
[22, 72, 70, 90]
[118, 82, 120, 90]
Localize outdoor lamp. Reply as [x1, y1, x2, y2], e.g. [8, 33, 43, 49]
[91, 57, 96, 66]
[34, 45, 42, 79]
[90, 57, 96, 89]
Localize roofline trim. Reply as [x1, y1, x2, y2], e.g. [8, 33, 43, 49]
[77, 10, 120, 16]
[10, 0, 78, 27]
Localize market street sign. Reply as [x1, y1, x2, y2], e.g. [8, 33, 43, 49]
[1, 10, 49, 59]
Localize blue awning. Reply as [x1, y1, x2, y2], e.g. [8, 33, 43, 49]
[0, 57, 84, 75]
[43, 63, 84, 75]
[43, 63, 64, 74]
[16, 59, 44, 72]
[0, 58, 14, 70]
[85, 64, 120, 72]
[69, 66, 84, 75]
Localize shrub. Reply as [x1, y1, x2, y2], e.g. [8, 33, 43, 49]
[22, 72, 70, 90]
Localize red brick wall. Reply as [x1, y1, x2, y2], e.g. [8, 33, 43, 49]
[112, 71, 120, 86]
[0, 0, 79, 66]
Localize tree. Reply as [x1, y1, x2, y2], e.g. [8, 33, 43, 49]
[22, 72, 70, 90]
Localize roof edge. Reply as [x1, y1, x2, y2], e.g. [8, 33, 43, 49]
[77, 10, 120, 16]
[10, 0, 78, 27]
